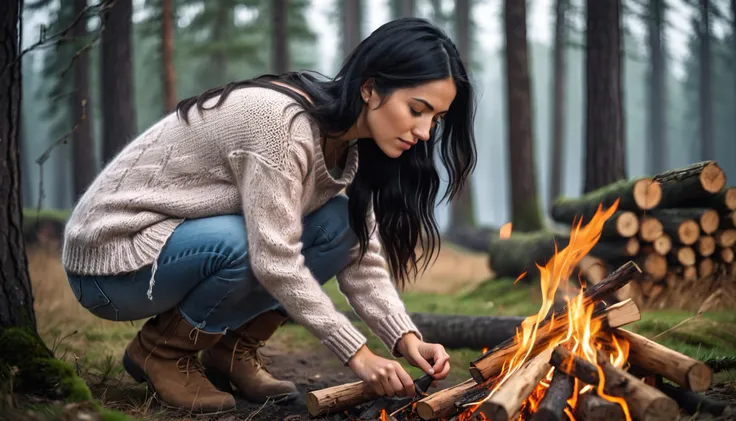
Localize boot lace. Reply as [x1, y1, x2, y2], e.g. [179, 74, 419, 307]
[177, 355, 207, 379]
[229, 336, 267, 373]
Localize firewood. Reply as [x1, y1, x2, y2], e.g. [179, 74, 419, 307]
[718, 247, 734, 263]
[469, 298, 641, 383]
[577, 256, 609, 285]
[682, 186, 736, 213]
[653, 161, 727, 209]
[650, 208, 719, 235]
[590, 238, 639, 261]
[697, 235, 716, 257]
[529, 370, 574, 421]
[715, 229, 736, 248]
[698, 257, 715, 278]
[614, 329, 712, 392]
[477, 349, 554, 421]
[683, 265, 698, 281]
[652, 234, 672, 256]
[722, 211, 736, 229]
[601, 211, 640, 238]
[550, 346, 679, 421]
[575, 393, 626, 421]
[669, 246, 696, 266]
[639, 216, 664, 242]
[649, 212, 700, 245]
[641, 252, 667, 281]
[657, 381, 734, 418]
[551, 178, 661, 225]
[415, 378, 477, 420]
[306, 381, 375, 417]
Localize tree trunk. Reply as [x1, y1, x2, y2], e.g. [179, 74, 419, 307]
[549, 0, 568, 207]
[504, 0, 542, 232]
[450, 0, 475, 229]
[699, 0, 713, 160]
[584, 0, 626, 193]
[72, 0, 95, 201]
[648, 0, 667, 174]
[0, 0, 36, 330]
[342, 0, 361, 59]
[101, 0, 137, 163]
[211, 2, 231, 85]
[272, 0, 288, 74]
[732, 0, 735, 144]
[161, 0, 177, 113]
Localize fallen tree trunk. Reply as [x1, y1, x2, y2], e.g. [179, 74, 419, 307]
[444, 225, 496, 253]
[407, 313, 524, 351]
[551, 178, 662, 224]
[488, 231, 569, 279]
[653, 161, 727, 209]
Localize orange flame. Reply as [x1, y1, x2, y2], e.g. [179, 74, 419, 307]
[500, 222, 513, 239]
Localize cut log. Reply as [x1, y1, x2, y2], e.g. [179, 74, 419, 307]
[590, 238, 639, 260]
[488, 231, 570, 279]
[669, 247, 696, 266]
[408, 313, 524, 351]
[698, 258, 715, 279]
[416, 378, 477, 420]
[639, 216, 664, 242]
[614, 329, 712, 391]
[469, 297, 641, 383]
[652, 234, 672, 256]
[653, 161, 727, 208]
[578, 256, 609, 285]
[681, 186, 736, 213]
[658, 381, 734, 418]
[551, 178, 661, 225]
[477, 349, 553, 421]
[601, 211, 640, 238]
[649, 211, 701, 245]
[444, 225, 496, 253]
[650, 208, 719, 235]
[575, 393, 626, 421]
[641, 253, 667, 281]
[683, 265, 698, 281]
[719, 247, 734, 264]
[697, 235, 716, 257]
[529, 370, 574, 421]
[715, 229, 736, 248]
[550, 346, 679, 421]
[306, 381, 374, 417]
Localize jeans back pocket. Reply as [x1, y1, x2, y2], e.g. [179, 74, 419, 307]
[68, 275, 112, 310]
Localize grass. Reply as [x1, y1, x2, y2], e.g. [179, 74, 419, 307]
[19, 244, 736, 419]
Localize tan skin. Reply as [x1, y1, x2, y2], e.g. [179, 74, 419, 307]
[273, 78, 457, 398]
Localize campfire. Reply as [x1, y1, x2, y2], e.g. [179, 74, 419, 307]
[305, 199, 729, 421]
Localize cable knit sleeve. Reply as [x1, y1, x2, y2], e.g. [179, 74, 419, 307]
[225, 112, 367, 364]
[335, 206, 423, 358]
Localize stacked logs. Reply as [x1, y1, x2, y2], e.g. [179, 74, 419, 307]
[551, 161, 735, 308]
[305, 261, 733, 420]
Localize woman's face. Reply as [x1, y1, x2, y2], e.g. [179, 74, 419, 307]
[361, 77, 456, 158]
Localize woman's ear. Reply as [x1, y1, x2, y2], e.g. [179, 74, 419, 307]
[360, 78, 375, 103]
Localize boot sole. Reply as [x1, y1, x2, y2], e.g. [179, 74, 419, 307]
[203, 363, 300, 405]
[123, 351, 236, 416]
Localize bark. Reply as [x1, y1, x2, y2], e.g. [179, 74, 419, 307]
[549, 0, 568, 206]
[0, 0, 36, 330]
[161, 0, 177, 113]
[648, 0, 667, 173]
[650, 211, 700, 245]
[530, 370, 574, 421]
[600, 211, 639, 238]
[450, 0, 474, 229]
[408, 313, 523, 351]
[488, 230, 570, 279]
[590, 238, 639, 261]
[699, 0, 713, 160]
[272, 0, 288, 74]
[504, 0, 542, 232]
[101, 0, 137, 163]
[342, 0, 362, 59]
[71, 0, 95, 201]
[584, 0, 626, 192]
[551, 178, 661, 224]
[416, 379, 477, 420]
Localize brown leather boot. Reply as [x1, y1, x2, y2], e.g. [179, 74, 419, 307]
[122, 308, 236, 415]
[201, 310, 299, 404]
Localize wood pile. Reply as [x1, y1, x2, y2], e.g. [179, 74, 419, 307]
[550, 161, 736, 310]
[305, 261, 734, 420]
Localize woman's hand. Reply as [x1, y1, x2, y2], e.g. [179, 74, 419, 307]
[348, 345, 417, 398]
[396, 333, 451, 382]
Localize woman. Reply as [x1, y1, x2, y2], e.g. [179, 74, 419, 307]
[63, 17, 476, 414]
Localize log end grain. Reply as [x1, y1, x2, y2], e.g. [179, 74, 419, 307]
[617, 211, 640, 237]
[633, 179, 662, 210]
[700, 209, 720, 234]
[677, 247, 696, 266]
[688, 362, 714, 392]
[726, 188, 736, 211]
[698, 236, 716, 257]
[643, 253, 667, 281]
[640, 217, 664, 242]
[625, 237, 641, 256]
[716, 229, 736, 248]
[700, 163, 727, 194]
[678, 220, 700, 245]
[720, 247, 734, 263]
[653, 234, 672, 255]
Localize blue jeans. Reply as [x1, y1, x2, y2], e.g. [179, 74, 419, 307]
[67, 195, 357, 334]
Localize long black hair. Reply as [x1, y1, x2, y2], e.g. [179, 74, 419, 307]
[175, 18, 477, 289]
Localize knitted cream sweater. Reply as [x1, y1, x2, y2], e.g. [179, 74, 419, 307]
[62, 87, 421, 363]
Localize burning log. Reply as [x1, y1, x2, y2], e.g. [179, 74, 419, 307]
[549, 346, 679, 421]
[614, 329, 712, 392]
[469, 295, 641, 383]
[415, 378, 478, 420]
[575, 393, 625, 421]
[476, 349, 554, 421]
[551, 178, 662, 224]
[653, 161, 727, 209]
[529, 370, 575, 421]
